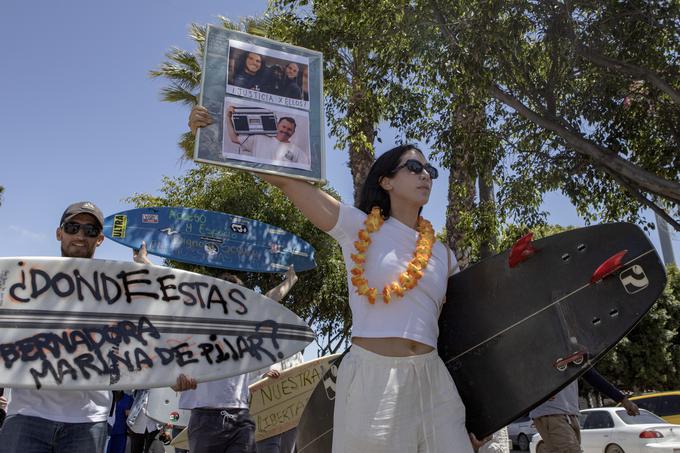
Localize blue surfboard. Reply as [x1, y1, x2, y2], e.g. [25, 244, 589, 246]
[103, 207, 316, 273]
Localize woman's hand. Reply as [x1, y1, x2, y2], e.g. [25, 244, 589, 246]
[189, 105, 214, 136]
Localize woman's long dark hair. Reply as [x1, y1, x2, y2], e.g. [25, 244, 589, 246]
[235, 51, 264, 76]
[357, 144, 425, 218]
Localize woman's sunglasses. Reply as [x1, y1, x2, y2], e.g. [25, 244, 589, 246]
[61, 222, 101, 238]
[394, 159, 439, 180]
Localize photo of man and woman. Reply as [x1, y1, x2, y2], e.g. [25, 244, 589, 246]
[227, 40, 310, 110]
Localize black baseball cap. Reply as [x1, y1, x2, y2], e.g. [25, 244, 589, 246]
[60, 201, 104, 229]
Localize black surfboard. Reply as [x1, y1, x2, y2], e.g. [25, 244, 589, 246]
[296, 223, 667, 451]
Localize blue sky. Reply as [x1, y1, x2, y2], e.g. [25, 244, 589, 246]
[1, 0, 677, 267]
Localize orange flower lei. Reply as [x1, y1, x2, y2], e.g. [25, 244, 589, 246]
[350, 207, 435, 304]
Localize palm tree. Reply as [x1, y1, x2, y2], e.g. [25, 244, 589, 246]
[150, 16, 277, 159]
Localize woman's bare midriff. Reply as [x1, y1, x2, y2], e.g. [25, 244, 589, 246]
[352, 336, 434, 357]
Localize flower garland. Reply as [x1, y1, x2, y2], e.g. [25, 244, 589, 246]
[350, 206, 435, 304]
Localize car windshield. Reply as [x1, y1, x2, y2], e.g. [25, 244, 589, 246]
[633, 395, 680, 417]
[616, 409, 667, 425]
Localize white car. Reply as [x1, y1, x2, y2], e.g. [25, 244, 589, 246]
[508, 415, 537, 450]
[529, 407, 680, 453]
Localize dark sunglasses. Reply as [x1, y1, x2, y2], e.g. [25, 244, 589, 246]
[61, 222, 101, 238]
[394, 159, 439, 180]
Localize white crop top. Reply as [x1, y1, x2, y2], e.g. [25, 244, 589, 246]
[328, 204, 459, 348]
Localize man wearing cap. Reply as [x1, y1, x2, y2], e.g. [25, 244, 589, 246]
[0, 202, 112, 452]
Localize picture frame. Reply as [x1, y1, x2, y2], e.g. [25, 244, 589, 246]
[195, 27, 325, 183]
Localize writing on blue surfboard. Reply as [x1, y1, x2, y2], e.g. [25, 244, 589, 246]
[103, 207, 316, 273]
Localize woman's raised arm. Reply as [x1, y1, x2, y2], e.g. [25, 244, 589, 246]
[256, 172, 339, 232]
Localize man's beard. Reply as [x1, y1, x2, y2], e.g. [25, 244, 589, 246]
[61, 244, 95, 259]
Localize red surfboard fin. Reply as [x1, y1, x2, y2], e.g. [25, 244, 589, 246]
[509, 232, 536, 268]
[590, 250, 628, 283]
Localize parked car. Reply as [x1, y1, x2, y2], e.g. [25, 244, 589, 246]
[529, 407, 680, 453]
[629, 391, 680, 424]
[508, 415, 537, 451]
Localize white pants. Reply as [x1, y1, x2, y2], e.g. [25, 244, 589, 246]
[332, 345, 474, 453]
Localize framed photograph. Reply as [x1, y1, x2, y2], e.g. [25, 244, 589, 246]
[195, 27, 325, 183]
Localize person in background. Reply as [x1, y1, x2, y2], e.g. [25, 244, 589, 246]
[136, 236, 300, 453]
[106, 392, 133, 453]
[254, 349, 304, 453]
[530, 368, 639, 453]
[127, 389, 162, 453]
[251, 267, 302, 453]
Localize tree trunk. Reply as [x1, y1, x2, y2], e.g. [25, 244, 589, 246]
[478, 167, 497, 259]
[445, 106, 477, 269]
[347, 134, 375, 207]
[446, 163, 476, 270]
[428, 5, 680, 208]
[489, 85, 680, 205]
[346, 52, 376, 206]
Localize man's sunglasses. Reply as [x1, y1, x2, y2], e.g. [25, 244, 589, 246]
[394, 159, 439, 180]
[61, 222, 101, 238]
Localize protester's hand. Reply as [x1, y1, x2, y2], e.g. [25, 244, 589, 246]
[189, 105, 214, 135]
[158, 430, 172, 445]
[133, 241, 152, 264]
[171, 373, 197, 392]
[0, 396, 7, 412]
[284, 265, 298, 286]
[622, 397, 640, 416]
[469, 432, 492, 452]
[264, 370, 281, 379]
[265, 265, 298, 302]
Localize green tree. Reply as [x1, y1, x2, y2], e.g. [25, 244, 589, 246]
[280, 0, 680, 262]
[270, 1, 425, 204]
[127, 166, 351, 355]
[272, 1, 507, 265]
[423, 0, 680, 230]
[595, 265, 680, 394]
[0, 186, 4, 206]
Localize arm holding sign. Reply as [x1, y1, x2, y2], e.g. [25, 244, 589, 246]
[135, 241, 195, 392]
[166, 236, 299, 392]
[171, 374, 197, 392]
[264, 266, 297, 303]
[133, 241, 152, 265]
[189, 106, 340, 232]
